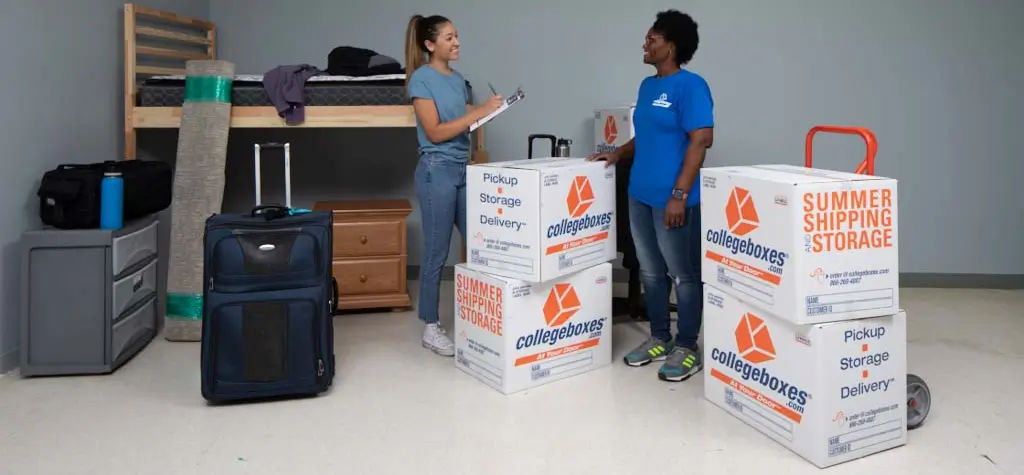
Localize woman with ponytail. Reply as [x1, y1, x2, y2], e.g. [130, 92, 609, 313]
[405, 14, 503, 357]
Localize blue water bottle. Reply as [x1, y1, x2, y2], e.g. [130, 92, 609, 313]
[100, 164, 124, 230]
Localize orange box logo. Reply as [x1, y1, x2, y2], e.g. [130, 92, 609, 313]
[542, 283, 581, 327]
[603, 115, 618, 144]
[567, 176, 595, 218]
[735, 312, 776, 364]
[725, 187, 759, 236]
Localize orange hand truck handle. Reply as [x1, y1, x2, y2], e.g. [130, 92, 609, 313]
[804, 125, 878, 176]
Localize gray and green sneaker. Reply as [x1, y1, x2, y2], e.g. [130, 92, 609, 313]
[657, 346, 703, 382]
[623, 337, 674, 367]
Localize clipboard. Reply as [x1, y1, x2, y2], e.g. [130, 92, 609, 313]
[470, 87, 525, 132]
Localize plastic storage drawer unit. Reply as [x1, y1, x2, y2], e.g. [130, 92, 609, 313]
[19, 215, 160, 376]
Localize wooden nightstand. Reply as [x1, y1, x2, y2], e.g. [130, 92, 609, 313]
[313, 199, 413, 312]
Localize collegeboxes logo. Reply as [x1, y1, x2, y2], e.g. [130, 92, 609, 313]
[547, 176, 613, 239]
[595, 115, 619, 154]
[567, 177, 595, 218]
[735, 312, 776, 364]
[706, 186, 789, 273]
[543, 283, 581, 327]
[726, 187, 759, 236]
[710, 312, 811, 412]
[515, 283, 605, 350]
[604, 116, 618, 145]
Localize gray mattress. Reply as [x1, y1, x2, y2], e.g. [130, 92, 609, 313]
[137, 74, 411, 107]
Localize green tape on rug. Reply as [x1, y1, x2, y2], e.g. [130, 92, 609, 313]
[167, 293, 203, 321]
[184, 75, 232, 103]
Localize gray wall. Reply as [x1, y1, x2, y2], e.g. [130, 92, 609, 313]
[5, 0, 1021, 372]
[205, 0, 1024, 279]
[0, 0, 210, 373]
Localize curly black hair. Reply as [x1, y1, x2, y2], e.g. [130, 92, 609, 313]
[652, 10, 699, 66]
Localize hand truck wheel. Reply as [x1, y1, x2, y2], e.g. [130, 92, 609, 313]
[907, 373, 931, 430]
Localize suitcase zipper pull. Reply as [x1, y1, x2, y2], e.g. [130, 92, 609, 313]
[317, 358, 324, 377]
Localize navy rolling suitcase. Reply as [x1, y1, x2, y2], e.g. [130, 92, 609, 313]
[200, 142, 337, 403]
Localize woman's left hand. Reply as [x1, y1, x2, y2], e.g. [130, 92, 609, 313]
[664, 199, 687, 228]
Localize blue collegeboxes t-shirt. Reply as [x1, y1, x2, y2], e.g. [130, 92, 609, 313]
[407, 65, 472, 162]
[628, 69, 714, 209]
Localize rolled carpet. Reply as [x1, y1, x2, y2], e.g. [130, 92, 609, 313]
[165, 60, 234, 341]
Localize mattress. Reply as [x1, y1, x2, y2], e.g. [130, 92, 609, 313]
[137, 73, 410, 107]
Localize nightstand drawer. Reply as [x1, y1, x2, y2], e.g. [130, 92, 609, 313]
[333, 258, 403, 295]
[333, 221, 403, 257]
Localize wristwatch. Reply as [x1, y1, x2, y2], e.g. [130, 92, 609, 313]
[671, 188, 688, 201]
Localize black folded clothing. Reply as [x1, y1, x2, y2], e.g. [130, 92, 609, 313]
[327, 46, 405, 76]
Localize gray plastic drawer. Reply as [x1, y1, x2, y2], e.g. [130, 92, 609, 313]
[111, 258, 158, 322]
[112, 221, 158, 276]
[111, 295, 157, 363]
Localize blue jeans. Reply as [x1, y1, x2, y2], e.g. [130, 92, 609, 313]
[628, 197, 703, 348]
[414, 154, 467, 324]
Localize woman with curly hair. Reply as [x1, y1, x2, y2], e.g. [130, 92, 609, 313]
[588, 10, 715, 382]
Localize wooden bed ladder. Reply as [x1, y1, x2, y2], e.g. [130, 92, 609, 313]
[123, 3, 216, 159]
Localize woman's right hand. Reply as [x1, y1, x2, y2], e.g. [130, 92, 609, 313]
[481, 94, 504, 114]
[586, 150, 620, 168]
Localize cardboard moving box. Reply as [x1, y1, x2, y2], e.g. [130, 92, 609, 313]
[466, 158, 616, 282]
[594, 106, 635, 155]
[702, 284, 907, 468]
[701, 164, 899, 325]
[454, 262, 613, 394]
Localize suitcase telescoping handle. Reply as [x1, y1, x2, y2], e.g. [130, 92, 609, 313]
[253, 142, 292, 208]
[804, 125, 877, 176]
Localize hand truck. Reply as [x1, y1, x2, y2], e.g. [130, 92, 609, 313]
[805, 125, 932, 430]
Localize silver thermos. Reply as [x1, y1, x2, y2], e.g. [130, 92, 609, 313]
[528, 134, 573, 159]
[555, 138, 572, 157]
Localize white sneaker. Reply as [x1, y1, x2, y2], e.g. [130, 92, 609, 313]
[422, 323, 455, 357]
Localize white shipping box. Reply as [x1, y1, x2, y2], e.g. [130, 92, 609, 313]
[703, 285, 907, 468]
[454, 262, 613, 394]
[701, 164, 899, 325]
[594, 106, 635, 154]
[466, 158, 616, 282]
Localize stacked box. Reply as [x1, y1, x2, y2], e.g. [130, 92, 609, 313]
[699, 164, 907, 468]
[456, 158, 617, 394]
[594, 106, 635, 155]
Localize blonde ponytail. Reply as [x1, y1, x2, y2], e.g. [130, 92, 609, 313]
[405, 15, 425, 83]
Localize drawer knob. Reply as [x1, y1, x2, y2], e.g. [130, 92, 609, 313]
[360, 235, 368, 244]
[359, 274, 368, 283]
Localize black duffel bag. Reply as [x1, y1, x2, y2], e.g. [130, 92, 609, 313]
[37, 160, 172, 229]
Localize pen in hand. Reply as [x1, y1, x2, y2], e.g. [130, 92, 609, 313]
[488, 82, 498, 96]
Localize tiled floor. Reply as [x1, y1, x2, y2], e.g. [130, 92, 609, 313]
[1, 285, 1022, 474]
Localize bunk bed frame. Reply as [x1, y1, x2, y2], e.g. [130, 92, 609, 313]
[123, 3, 419, 160]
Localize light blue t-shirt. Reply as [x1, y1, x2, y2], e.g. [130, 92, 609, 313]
[408, 65, 472, 162]
[629, 69, 714, 209]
